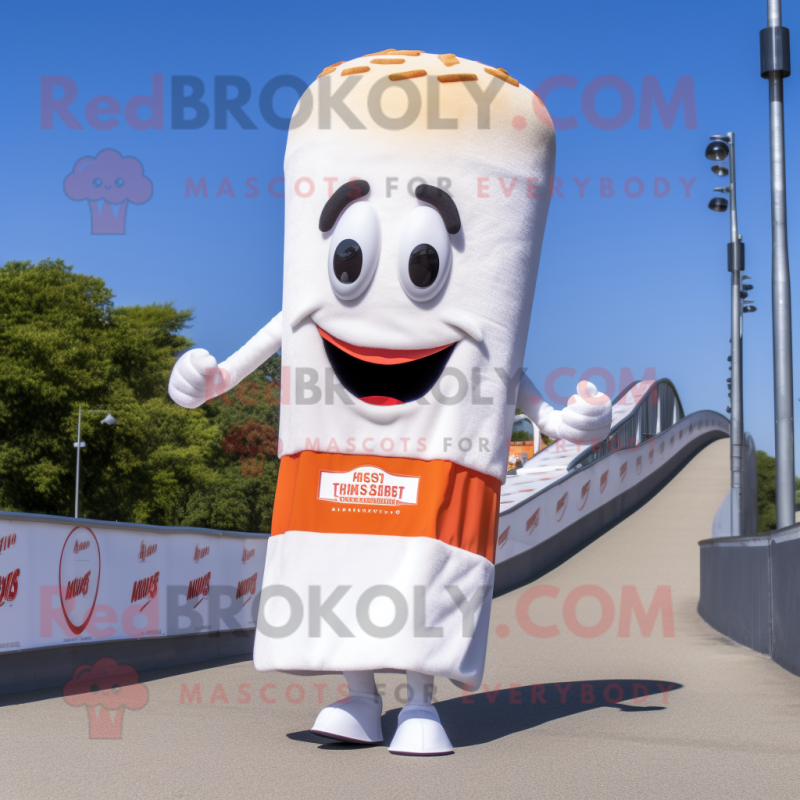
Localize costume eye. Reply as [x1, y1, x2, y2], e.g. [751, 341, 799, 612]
[327, 201, 380, 300]
[333, 239, 362, 284]
[397, 205, 452, 302]
[408, 244, 439, 287]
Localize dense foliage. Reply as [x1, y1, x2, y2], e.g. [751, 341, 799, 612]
[0, 259, 280, 532]
[755, 449, 800, 534]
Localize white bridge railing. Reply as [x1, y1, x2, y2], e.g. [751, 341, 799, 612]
[494, 379, 729, 592]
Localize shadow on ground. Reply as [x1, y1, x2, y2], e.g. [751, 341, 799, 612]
[288, 678, 683, 750]
[0, 653, 252, 707]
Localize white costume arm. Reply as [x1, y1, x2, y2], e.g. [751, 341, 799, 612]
[517, 372, 612, 445]
[169, 312, 282, 409]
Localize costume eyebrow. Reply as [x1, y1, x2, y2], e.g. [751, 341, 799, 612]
[415, 184, 461, 234]
[319, 180, 371, 232]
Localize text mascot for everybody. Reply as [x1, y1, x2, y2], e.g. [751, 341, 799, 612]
[169, 49, 612, 755]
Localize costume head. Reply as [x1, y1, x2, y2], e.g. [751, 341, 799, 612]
[278, 50, 556, 481]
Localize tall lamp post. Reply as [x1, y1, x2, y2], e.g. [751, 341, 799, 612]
[73, 404, 85, 518]
[706, 133, 744, 537]
[73, 405, 118, 519]
[761, 0, 794, 529]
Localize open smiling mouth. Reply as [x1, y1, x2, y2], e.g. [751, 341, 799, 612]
[318, 328, 457, 406]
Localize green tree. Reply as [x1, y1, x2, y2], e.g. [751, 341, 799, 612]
[756, 450, 778, 533]
[1, 259, 113, 512]
[0, 259, 280, 532]
[755, 449, 800, 533]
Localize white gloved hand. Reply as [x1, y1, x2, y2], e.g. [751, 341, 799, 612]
[168, 348, 227, 409]
[555, 380, 612, 444]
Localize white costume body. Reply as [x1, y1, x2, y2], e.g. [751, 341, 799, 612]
[169, 51, 611, 692]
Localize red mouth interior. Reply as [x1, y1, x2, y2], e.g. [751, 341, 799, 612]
[318, 327, 456, 405]
[359, 396, 404, 406]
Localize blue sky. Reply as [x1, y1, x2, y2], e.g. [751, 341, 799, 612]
[1, 0, 798, 465]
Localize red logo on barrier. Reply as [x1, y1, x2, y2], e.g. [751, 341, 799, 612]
[59, 527, 101, 635]
[138, 541, 158, 562]
[194, 545, 210, 562]
[600, 470, 609, 493]
[526, 508, 540, 534]
[556, 492, 568, 522]
[0, 568, 20, 606]
[577, 480, 591, 510]
[498, 526, 510, 549]
[620, 462, 627, 482]
[187, 572, 211, 606]
[242, 547, 255, 564]
[236, 572, 258, 606]
[65, 569, 92, 601]
[0, 533, 17, 554]
[131, 571, 159, 610]
[636, 455, 643, 474]
[659, 442, 665, 455]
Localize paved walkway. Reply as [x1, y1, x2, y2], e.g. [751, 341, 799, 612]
[4, 440, 799, 799]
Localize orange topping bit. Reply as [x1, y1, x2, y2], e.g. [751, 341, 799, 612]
[342, 66, 370, 75]
[484, 67, 519, 87]
[438, 53, 460, 67]
[371, 58, 406, 64]
[363, 48, 398, 56]
[389, 70, 427, 81]
[496, 67, 509, 75]
[317, 62, 344, 77]
[438, 73, 478, 83]
[395, 50, 423, 56]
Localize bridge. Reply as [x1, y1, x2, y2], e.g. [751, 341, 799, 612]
[2, 384, 800, 797]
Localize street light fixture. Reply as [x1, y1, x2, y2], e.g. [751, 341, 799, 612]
[705, 139, 730, 160]
[706, 131, 745, 536]
[74, 406, 118, 519]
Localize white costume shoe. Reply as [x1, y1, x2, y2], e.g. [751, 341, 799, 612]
[311, 691, 383, 743]
[388, 704, 454, 755]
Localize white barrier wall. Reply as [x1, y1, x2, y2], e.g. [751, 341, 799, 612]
[495, 411, 731, 566]
[0, 513, 268, 652]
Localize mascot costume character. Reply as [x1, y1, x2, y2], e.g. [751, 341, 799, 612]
[169, 49, 612, 755]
